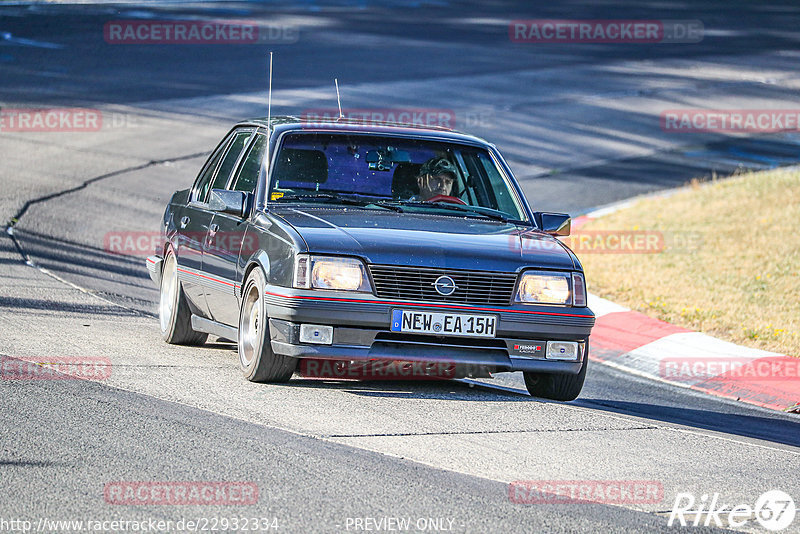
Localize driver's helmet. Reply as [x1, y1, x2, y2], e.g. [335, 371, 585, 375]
[418, 157, 457, 179]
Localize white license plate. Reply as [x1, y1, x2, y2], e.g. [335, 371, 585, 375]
[391, 310, 497, 338]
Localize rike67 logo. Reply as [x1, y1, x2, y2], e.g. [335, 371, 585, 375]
[669, 490, 796, 531]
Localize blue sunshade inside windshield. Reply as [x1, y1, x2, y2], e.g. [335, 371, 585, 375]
[274, 134, 442, 197]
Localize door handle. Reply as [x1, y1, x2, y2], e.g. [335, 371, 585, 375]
[209, 223, 219, 236]
[180, 216, 190, 229]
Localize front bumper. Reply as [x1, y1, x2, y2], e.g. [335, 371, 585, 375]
[264, 286, 594, 374]
[146, 255, 163, 287]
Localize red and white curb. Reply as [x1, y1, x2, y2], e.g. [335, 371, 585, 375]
[574, 197, 799, 413]
[587, 293, 799, 413]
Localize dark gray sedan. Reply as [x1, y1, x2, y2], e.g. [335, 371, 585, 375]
[147, 116, 594, 400]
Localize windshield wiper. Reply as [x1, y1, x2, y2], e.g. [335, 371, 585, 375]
[390, 200, 511, 223]
[275, 193, 404, 212]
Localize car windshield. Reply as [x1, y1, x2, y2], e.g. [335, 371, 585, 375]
[268, 132, 528, 222]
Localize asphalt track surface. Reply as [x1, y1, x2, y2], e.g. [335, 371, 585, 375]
[1, 2, 800, 533]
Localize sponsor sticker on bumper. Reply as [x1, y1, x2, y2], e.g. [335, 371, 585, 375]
[391, 310, 497, 338]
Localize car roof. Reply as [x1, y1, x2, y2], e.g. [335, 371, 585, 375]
[235, 115, 493, 146]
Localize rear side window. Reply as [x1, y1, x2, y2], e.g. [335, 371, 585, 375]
[232, 134, 268, 193]
[202, 130, 252, 201]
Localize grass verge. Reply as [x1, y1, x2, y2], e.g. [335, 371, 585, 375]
[574, 167, 800, 357]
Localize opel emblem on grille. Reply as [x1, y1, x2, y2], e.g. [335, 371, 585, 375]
[433, 275, 457, 296]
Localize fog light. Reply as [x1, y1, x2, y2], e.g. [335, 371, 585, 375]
[299, 324, 333, 345]
[546, 341, 579, 360]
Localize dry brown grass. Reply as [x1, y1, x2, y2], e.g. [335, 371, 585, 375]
[576, 167, 800, 357]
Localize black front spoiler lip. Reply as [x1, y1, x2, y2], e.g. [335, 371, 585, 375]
[270, 339, 585, 375]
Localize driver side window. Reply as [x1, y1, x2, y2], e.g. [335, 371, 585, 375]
[232, 134, 268, 193]
[192, 139, 229, 204]
[207, 130, 253, 199]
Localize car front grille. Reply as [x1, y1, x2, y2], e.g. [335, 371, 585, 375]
[368, 265, 518, 306]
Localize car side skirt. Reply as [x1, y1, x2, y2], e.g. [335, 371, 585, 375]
[191, 315, 238, 341]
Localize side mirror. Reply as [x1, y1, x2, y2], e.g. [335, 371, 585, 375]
[209, 189, 246, 218]
[533, 212, 571, 236]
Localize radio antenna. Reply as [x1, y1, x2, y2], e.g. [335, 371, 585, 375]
[267, 52, 273, 126]
[335, 78, 343, 120]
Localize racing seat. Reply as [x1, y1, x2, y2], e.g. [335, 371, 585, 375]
[274, 148, 328, 184]
[391, 162, 422, 199]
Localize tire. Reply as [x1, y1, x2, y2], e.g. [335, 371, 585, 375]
[523, 352, 588, 402]
[238, 268, 297, 383]
[159, 250, 208, 345]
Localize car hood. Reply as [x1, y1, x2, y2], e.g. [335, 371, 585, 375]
[272, 207, 576, 272]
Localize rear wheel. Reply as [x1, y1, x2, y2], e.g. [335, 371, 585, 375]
[523, 353, 587, 402]
[159, 250, 208, 345]
[238, 268, 297, 382]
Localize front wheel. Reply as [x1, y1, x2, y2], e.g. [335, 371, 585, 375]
[238, 269, 297, 383]
[523, 355, 587, 402]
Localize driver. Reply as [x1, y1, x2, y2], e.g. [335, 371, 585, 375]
[415, 157, 457, 201]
